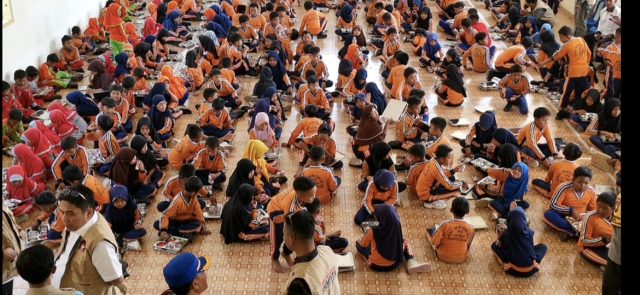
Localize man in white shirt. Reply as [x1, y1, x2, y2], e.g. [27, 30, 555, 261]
[583, 0, 621, 63]
[52, 186, 127, 295]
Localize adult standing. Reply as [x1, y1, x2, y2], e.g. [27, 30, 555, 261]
[602, 193, 621, 295]
[52, 186, 127, 294]
[574, 0, 595, 37]
[2, 206, 23, 295]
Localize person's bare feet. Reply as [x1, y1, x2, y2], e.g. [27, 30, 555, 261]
[271, 260, 288, 273]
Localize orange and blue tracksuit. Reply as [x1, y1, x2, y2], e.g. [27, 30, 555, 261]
[543, 182, 597, 237]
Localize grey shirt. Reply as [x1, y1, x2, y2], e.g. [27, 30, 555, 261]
[608, 226, 621, 265]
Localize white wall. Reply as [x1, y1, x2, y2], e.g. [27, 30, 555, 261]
[2, 0, 107, 81]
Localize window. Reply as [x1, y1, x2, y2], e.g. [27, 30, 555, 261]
[3, 0, 14, 28]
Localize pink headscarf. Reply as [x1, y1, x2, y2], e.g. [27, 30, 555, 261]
[49, 110, 78, 138]
[253, 112, 275, 148]
[143, 17, 163, 37]
[47, 101, 78, 121]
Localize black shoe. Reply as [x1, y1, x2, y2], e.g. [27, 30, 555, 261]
[182, 233, 195, 243]
[317, 32, 328, 38]
[503, 104, 513, 112]
[395, 163, 410, 172]
[180, 108, 193, 115]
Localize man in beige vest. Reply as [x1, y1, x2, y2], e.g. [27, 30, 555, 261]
[17, 244, 80, 295]
[52, 186, 127, 294]
[283, 210, 340, 295]
[3, 206, 23, 295]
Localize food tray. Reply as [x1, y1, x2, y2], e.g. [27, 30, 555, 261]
[566, 217, 583, 233]
[26, 224, 49, 245]
[154, 236, 189, 254]
[470, 158, 498, 171]
[250, 209, 269, 226]
[203, 204, 222, 219]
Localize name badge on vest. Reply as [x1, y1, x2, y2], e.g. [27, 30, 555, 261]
[79, 240, 87, 252]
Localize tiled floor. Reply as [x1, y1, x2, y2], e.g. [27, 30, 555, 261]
[5, 0, 616, 294]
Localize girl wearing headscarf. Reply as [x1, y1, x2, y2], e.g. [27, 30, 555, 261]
[124, 22, 141, 47]
[352, 105, 386, 164]
[84, 18, 107, 43]
[359, 143, 397, 192]
[242, 140, 281, 196]
[103, 3, 128, 56]
[156, 2, 168, 24]
[335, 5, 356, 38]
[497, 143, 521, 169]
[143, 17, 163, 38]
[143, 81, 172, 111]
[484, 128, 519, 165]
[517, 16, 538, 44]
[213, 9, 232, 33]
[130, 135, 165, 189]
[461, 111, 498, 157]
[249, 112, 278, 149]
[266, 51, 291, 92]
[27, 120, 61, 155]
[110, 147, 156, 204]
[569, 88, 603, 131]
[537, 29, 560, 79]
[88, 60, 115, 91]
[336, 59, 355, 94]
[345, 38, 366, 71]
[104, 185, 147, 248]
[114, 52, 130, 83]
[530, 23, 552, 46]
[253, 67, 277, 97]
[492, 206, 547, 277]
[12, 144, 46, 186]
[344, 68, 367, 98]
[65, 91, 100, 123]
[205, 21, 228, 40]
[161, 65, 189, 105]
[163, 9, 188, 37]
[198, 34, 221, 67]
[436, 64, 466, 107]
[21, 127, 55, 169]
[356, 203, 430, 273]
[352, 25, 368, 49]
[364, 82, 387, 115]
[475, 162, 530, 218]
[419, 33, 444, 71]
[148, 94, 174, 143]
[220, 184, 270, 244]
[354, 169, 399, 224]
[6, 165, 43, 217]
[439, 48, 462, 75]
[49, 109, 81, 140]
[134, 42, 156, 75]
[47, 101, 88, 140]
[135, 116, 169, 167]
[225, 159, 258, 199]
[587, 98, 621, 159]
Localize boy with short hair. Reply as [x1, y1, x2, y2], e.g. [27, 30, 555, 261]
[62, 165, 110, 212]
[404, 143, 429, 195]
[159, 164, 211, 212]
[300, 77, 331, 120]
[2, 81, 33, 121]
[199, 98, 235, 141]
[110, 85, 133, 133]
[94, 115, 120, 175]
[71, 26, 94, 55]
[389, 97, 429, 150]
[132, 68, 150, 92]
[39, 53, 75, 89]
[301, 123, 342, 169]
[499, 65, 531, 114]
[193, 136, 227, 192]
[426, 117, 451, 159]
[121, 76, 139, 111]
[394, 66, 423, 101]
[197, 88, 217, 117]
[517, 107, 558, 168]
[427, 196, 475, 263]
[248, 3, 267, 33]
[169, 124, 206, 169]
[155, 176, 212, 242]
[16, 244, 81, 295]
[210, 69, 242, 110]
[92, 97, 127, 144]
[532, 143, 582, 198]
[2, 109, 25, 152]
[300, 47, 333, 91]
[226, 33, 256, 76]
[33, 191, 65, 242]
[463, 32, 491, 73]
[417, 144, 467, 209]
[285, 105, 324, 148]
[299, 1, 328, 38]
[52, 136, 90, 184]
[456, 18, 477, 53]
[220, 57, 240, 89]
[12, 70, 45, 112]
[301, 146, 340, 204]
[58, 35, 85, 72]
[306, 198, 348, 253]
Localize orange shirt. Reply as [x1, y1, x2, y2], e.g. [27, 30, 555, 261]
[301, 89, 330, 110]
[577, 210, 613, 250]
[395, 113, 421, 142]
[545, 160, 578, 195]
[336, 18, 355, 30]
[162, 176, 209, 201]
[301, 60, 328, 81]
[553, 37, 591, 78]
[549, 182, 597, 215]
[400, 80, 422, 101]
[38, 64, 56, 85]
[180, 0, 197, 14]
[601, 43, 621, 79]
[84, 174, 110, 207]
[212, 79, 236, 98]
[221, 1, 235, 18]
[441, 0, 460, 10]
[383, 39, 401, 58]
[336, 70, 356, 90]
[386, 65, 407, 86]
[358, 229, 396, 267]
[516, 122, 557, 160]
[168, 136, 205, 168]
[406, 160, 428, 196]
[107, 23, 127, 43]
[416, 159, 463, 202]
[187, 67, 204, 88]
[160, 192, 205, 229]
[412, 35, 427, 53]
[193, 149, 226, 173]
[199, 108, 232, 129]
[220, 68, 238, 85]
[266, 189, 306, 223]
[439, 85, 465, 105]
[499, 74, 530, 95]
[248, 15, 267, 32]
[239, 26, 259, 41]
[98, 131, 120, 163]
[114, 98, 130, 124]
[495, 45, 527, 68]
[302, 165, 338, 204]
[463, 43, 490, 73]
[296, 41, 317, 57]
[453, 11, 468, 29]
[303, 135, 337, 161]
[51, 146, 90, 181]
[287, 117, 324, 145]
[134, 77, 150, 91]
[296, 54, 312, 72]
[429, 219, 474, 264]
[363, 181, 398, 213]
[59, 47, 80, 63]
[300, 10, 325, 35]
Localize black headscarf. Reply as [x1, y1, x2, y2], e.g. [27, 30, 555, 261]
[185, 50, 197, 68]
[498, 143, 519, 169]
[104, 185, 138, 234]
[372, 204, 405, 262]
[442, 48, 462, 68]
[493, 128, 518, 146]
[198, 35, 219, 59]
[338, 59, 354, 77]
[130, 135, 157, 171]
[338, 34, 354, 59]
[365, 142, 394, 176]
[135, 116, 160, 145]
[252, 67, 277, 97]
[415, 7, 432, 31]
[156, 3, 168, 24]
[220, 184, 258, 244]
[599, 98, 621, 133]
[226, 159, 257, 197]
[540, 30, 560, 57]
[444, 64, 466, 97]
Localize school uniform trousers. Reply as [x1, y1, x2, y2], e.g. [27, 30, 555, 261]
[201, 125, 235, 139]
[491, 241, 547, 277]
[589, 135, 620, 159]
[504, 88, 529, 114]
[356, 238, 416, 272]
[194, 170, 227, 190]
[543, 209, 578, 236]
[269, 211, 293, 260]
[153, 219, 202, 236]
[519, 144, 553, 161]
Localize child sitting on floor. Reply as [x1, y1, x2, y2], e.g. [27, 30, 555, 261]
[159, 164, 211, 212]
[417, 145, 467, 209]
[105, 185, 147, 250]
[578, 192, 615, 267]
[301, 123, 342, 169]
[58, 35, 85, 72]
[405, 143, 429, 195]
[427, 197, 475, 264]
[199, 98, 235, 141]
[94, 115, 120, 175]
[388, 97, 429, 150]
[168, 124, 205, 169]
[155, 176, 212, 242]
[460, 111, 497, 159]
[193, 136, 227, 192]
[517, 107, 558, 169]
[354, 169, 399, 225]
[32, 191, 64, 243]
[306, 198, 349, 253]
[2, 109, 25, 152]
[301, 147, 340, 205]
[532, 143, 582, 198]
[285, 105, 324, 149]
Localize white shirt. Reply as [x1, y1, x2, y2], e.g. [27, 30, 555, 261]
[52, 212, 123, 288]
[596, 6, 621, 36]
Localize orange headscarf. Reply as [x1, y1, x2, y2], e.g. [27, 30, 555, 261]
[148, 2, 158, 20]
[345, 43, 362, 70]
[104, 3, 124, 27]
[85, 18, 103, 35]
[124, 22, 140, 43]
[203, 8, 216, 22]
[168, 1, 179, 11]
[161, 66, 187, 98]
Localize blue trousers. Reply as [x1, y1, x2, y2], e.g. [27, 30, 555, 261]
[439, 20, 455, 36]
[531, 179, 551, 192]
[589, 135, 620, 159]
[325, 236, 349, 252]
[570, 115, 591, 130]
[122, 228, 147, 240]
[97, 162, 113, 175]
[505, 88, 529, 114]
[560, 76, 590, 109]
[274, 126, 283, 140]
[606, 78, 621, 99]
[130, 183, 156, 204]
[202, 126, 235, 138]
[543, 209, 577, 236]
[520, 144, 552, 161]
[490, 199, 530, 218]
[153, 219, 201, 236]
[122, 118, 133, 133]
[492, 242, 547, 277]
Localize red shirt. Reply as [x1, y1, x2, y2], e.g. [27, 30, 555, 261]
[471, 23, 492, 48]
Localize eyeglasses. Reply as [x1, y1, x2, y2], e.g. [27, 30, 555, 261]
[60, 188, 87, 200]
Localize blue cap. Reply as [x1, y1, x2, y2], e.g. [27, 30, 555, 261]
[163, 253, 210, 288]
